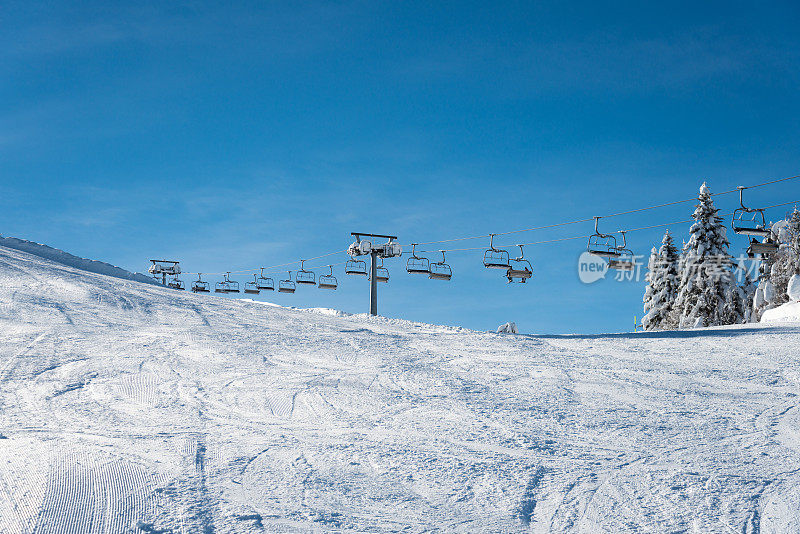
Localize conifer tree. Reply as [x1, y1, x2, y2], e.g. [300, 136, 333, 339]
[674, 183, 740, 327]
[642, 230, 680, 330]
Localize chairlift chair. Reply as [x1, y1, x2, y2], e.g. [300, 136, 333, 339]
[369, 258, 390, 283]
[256, 268, 275, 291]
[192, 274, 211, 293]
[406, 244, 431, 274]
[506, 245, 533, 283]
[318, 265, 338, 290]
[483, 234, 511, 269]
[279, 271, 296, 293]
[607, 232, 635, 271]
[747, 238, 780, 258]
[244, 275, 260, 295]
[429, 251, 453, 281]
[732, 186, 772, 238]
[345, 255, 368, 276]
[214, 279, 227, 293]
[296, 260, 316, 285]
[587, 217, 621, 258]
[223, 272, 240, 293]
[168, 277, 185, 290]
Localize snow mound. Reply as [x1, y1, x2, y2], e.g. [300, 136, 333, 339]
[496, 321, 518, 334]
[761, 301, 800, 323]
[0, 236, 156, 285]
[304, 307, 351, 317]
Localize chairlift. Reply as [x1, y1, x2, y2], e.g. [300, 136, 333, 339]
[406, 244, 430, 274]
[191, 273, 211, 293]
[318, 265, 338, 290]
[732, 186, 771, 237]
[429, 251, 453, 281]
[506, 245, 533, 283]
[345, 255, 368, 276]
[244, 274, 260, 295]
[279, 271, 296, 293]
[369, 257, 390, 283]
[222, 272, 240, 293]
[587, 217, 621, 258]
[747, 238, 780, 258]
[296, 260, 316, 285]
[483, 234, 511, 269]
[167, 276, 185, 290]
[607, 232, 635, 271]
[256, 268, 275, 291]
[214, 279, 227, 293]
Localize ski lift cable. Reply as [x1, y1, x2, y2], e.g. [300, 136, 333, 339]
[407, 173, 800, 247]
[180, 248, 348, 276]
[414, 197, 800, 254]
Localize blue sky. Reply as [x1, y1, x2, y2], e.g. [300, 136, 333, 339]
[2, 1, 800, 333]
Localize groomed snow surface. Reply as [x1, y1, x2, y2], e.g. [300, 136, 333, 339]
[2, 244, 800, 533]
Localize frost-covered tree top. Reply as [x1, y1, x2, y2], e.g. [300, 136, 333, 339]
[658, 230, 679, 261]
[685, 182, 729, 261]
[642, 230, 681, 330]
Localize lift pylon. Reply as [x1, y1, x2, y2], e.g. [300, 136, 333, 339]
[350, 233, 401, 316]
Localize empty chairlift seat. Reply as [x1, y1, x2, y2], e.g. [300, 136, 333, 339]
[732, 186, 773, 238]
[345, 256, 368, 276]
[296, 260, 316, 285]
[406, 244, 431, 274]
[370, 258, 390, 283]
[221, 272, 240, 293]
[483, 234, 511, 269]
[279, 272, 296, 293]
[244, 275, 260, 295]
[587, 217, 621, 258]
[256, 268, 275, 291]
[318, 265, 338, 290]
[429, 251, 452, 281]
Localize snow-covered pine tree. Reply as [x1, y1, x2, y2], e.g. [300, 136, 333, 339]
[673, 182, 741, 328]
[752, 209, 800, 319]
[642, 230, 680, 330]
[768, 209, 800, 307]
[669, 240, 688, 326]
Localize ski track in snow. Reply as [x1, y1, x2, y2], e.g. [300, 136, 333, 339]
[2, 244, 800, 532]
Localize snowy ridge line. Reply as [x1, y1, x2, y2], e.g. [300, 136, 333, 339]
[0, 236, 157, 286]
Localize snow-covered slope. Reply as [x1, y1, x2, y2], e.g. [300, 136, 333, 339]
[0, 236, 156, 285]
[2, 243, 800, 533]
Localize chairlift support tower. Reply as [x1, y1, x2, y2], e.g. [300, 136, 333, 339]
[148, 260, 181, 287]
[350, 233, 401, 316]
